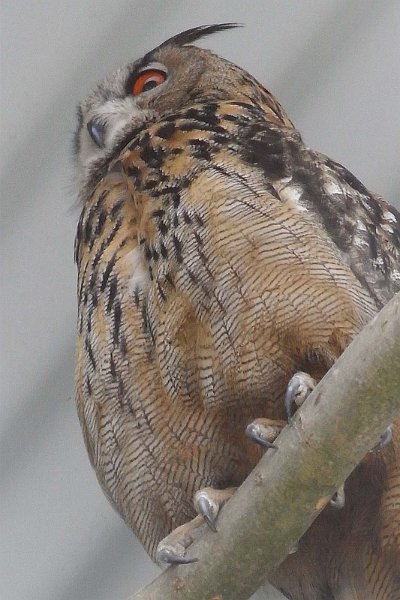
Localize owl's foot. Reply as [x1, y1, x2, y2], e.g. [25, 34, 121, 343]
[156, 486, 236, 564]
[284, 376, 392, 453]
[285, 371, 316, 419]
[156, 515, 203, 564]
[246, 372, 316, 448]
[245, 418, 287, 448]
[194, 486, 237, 532]
[285, 373, 346, 509]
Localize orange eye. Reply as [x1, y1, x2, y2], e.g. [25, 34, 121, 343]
[132, 70, 167, 96]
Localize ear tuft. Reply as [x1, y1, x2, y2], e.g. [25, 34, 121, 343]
[159, 23, 241, 49]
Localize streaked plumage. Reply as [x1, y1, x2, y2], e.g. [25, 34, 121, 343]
[74, 25, 400, 599]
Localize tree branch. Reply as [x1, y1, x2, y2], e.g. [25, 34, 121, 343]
[130, 292, 400, 600]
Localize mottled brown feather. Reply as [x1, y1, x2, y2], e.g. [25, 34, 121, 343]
[74, 28, 400, 599]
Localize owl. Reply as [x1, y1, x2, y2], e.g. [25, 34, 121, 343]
[73, 24, 400, 599]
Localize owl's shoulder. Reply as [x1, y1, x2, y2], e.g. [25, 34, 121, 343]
[234, 114, 400, 307]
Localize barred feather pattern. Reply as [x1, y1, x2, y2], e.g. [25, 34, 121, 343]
[75, 31, 400, 599]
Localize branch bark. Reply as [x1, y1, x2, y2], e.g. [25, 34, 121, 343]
[130, 292, 400, 600]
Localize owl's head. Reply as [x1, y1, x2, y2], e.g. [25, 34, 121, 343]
[74, 24, 290, 197]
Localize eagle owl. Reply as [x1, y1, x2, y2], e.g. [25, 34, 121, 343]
[74, 25, 400, 599]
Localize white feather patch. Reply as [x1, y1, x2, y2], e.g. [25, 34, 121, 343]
[323, 180, 342, 195]
[126, 247, 150, 293]
[382, 210, 397, 223]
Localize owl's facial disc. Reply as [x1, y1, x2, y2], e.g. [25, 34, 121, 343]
[76, 62, 170, 178]
[86, 63, 169, 151]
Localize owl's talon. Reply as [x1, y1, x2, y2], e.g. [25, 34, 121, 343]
[156, 514, 204, 565]
[194, 486, 236, 532]
[194, 491, 218, 531]
[156, 488, 236, 564]
[285, 372, 317, 420]
[330, 484, 345, 509]
[371, 425, 392, 452]
[245, 418, 286, 448]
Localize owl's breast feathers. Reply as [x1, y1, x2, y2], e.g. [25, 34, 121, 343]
[124, 100, 400, 300]
[76, 99, 400, 416]
[75, 97, 400, 560]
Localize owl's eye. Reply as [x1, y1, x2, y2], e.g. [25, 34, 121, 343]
[132, 69, 167, 96]
[87, 119, 106, 148]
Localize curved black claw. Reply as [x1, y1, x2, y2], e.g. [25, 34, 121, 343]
[196, 494, 218, 532]
[330, 484, 345, 510]
[245, 422, 278, 449]
[372, 425, 392, 451]
[157, 545, 198, 565]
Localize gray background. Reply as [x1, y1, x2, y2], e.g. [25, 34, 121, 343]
[1, 1, 399, 599]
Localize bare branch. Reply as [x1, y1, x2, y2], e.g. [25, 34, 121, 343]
[130, 292, 400, 600]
